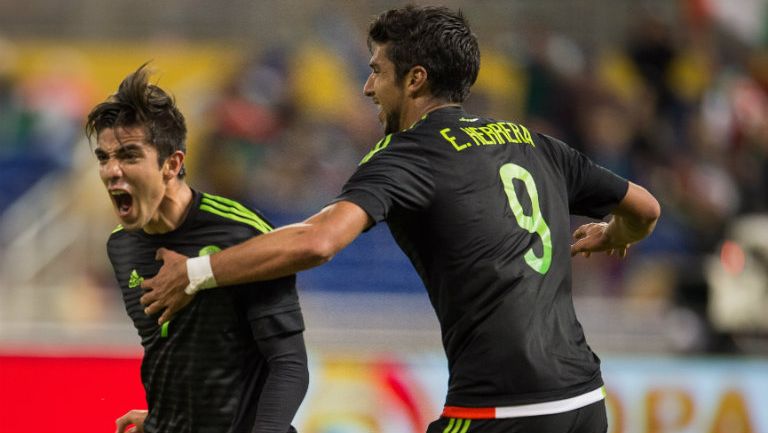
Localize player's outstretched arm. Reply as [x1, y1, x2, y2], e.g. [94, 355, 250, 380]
[141, 201, 371, 323]
[115, 409, 147, 433]
[211, 200, 371, 285]
[570, 182, 660, 258]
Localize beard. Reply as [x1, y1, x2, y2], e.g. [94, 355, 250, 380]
[384, 109, 401, 135]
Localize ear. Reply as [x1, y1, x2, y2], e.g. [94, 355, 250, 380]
[405, 65, 429, 97]
[163, 151, 186, 180]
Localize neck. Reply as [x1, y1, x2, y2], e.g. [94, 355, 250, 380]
[143, 181, 193, 235]
[400, 96, 459, 131]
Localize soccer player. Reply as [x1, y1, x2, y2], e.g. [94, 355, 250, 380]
[141, 6, 660, 433]
[86, 64, 308, 433]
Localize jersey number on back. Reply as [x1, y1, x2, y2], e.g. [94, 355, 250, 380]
[499, 163, 552, 274]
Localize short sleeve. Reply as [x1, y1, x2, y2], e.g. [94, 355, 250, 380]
[248, 308, 304, 340]
[539, 134, 629, 219]
[334, 136, 435, 224]
[236, 276, 305, 340]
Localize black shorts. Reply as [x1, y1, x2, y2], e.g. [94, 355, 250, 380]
[425, 400, 607, 433]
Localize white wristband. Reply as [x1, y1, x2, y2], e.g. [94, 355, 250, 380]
[184, 255, 218, 295]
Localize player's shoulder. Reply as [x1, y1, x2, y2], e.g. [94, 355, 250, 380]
[105, 224, 143, 265]
[108, 224, 125, 236]
[107, 224, 131, 245]
[196, 192, 274, 234]
[363, 116, 443, 154]
[532, 132, 582, 160]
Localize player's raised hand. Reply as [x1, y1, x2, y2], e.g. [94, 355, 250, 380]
[140, 247, 194, 324]
[570, 222, 629, 258]
[115, 409, 147, 433]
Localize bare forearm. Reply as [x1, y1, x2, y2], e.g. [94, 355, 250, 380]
[607, 181, 660, 246]
[209, 201, 371, 287]
[210, 223, 331, 287]
[605, 212, 657, 246]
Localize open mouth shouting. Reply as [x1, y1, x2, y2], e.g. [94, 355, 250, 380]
[110, 189, 134, 219]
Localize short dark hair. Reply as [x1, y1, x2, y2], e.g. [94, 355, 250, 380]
[368, 5, 480, 103]
[85, 63, 187, 177]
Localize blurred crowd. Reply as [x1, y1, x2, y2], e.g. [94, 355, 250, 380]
[1, 3, 767, 353]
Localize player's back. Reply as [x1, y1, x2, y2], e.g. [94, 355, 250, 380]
[350, 106, 627, 407]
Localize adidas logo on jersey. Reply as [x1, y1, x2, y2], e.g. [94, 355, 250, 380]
[128, 269, 144, 289]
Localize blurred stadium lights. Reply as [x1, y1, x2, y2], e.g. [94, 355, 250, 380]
[707, 215, 768, 335]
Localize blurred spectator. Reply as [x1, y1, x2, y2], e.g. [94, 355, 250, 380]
[195, 47, 293, 205]
[0, 42, 88, 215]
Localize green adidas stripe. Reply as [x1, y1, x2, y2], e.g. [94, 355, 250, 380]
[452, 419, 464, 433]
[111, 224, 124, 233]
[458, 419, 470, 433]
[200, 194, 272, 233]
[442, 418, 456, 433]
[200, 200, 272, 233]
[202, 193, 272, 229]
[442, 418, 470, 433]
[203, 193, 257, 216]
[200, 204, 271, 233]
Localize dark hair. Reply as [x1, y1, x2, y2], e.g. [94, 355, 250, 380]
[85, 63, 187, 178]
[368, 5, 480, 103]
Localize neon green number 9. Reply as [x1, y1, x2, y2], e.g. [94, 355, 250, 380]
[499, 163, 552, 274]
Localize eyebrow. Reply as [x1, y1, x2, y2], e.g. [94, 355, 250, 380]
[94, 143, 144, 157]
[117, 143, 143, 152]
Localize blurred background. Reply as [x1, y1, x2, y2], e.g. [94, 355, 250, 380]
[0, 0, 767, 432]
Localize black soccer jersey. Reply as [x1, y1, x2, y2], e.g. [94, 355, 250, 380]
[336, 106, 628, 408]
[107, 190, 305, 433]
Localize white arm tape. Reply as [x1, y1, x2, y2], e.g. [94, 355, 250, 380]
[184, 255, 218, 295]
